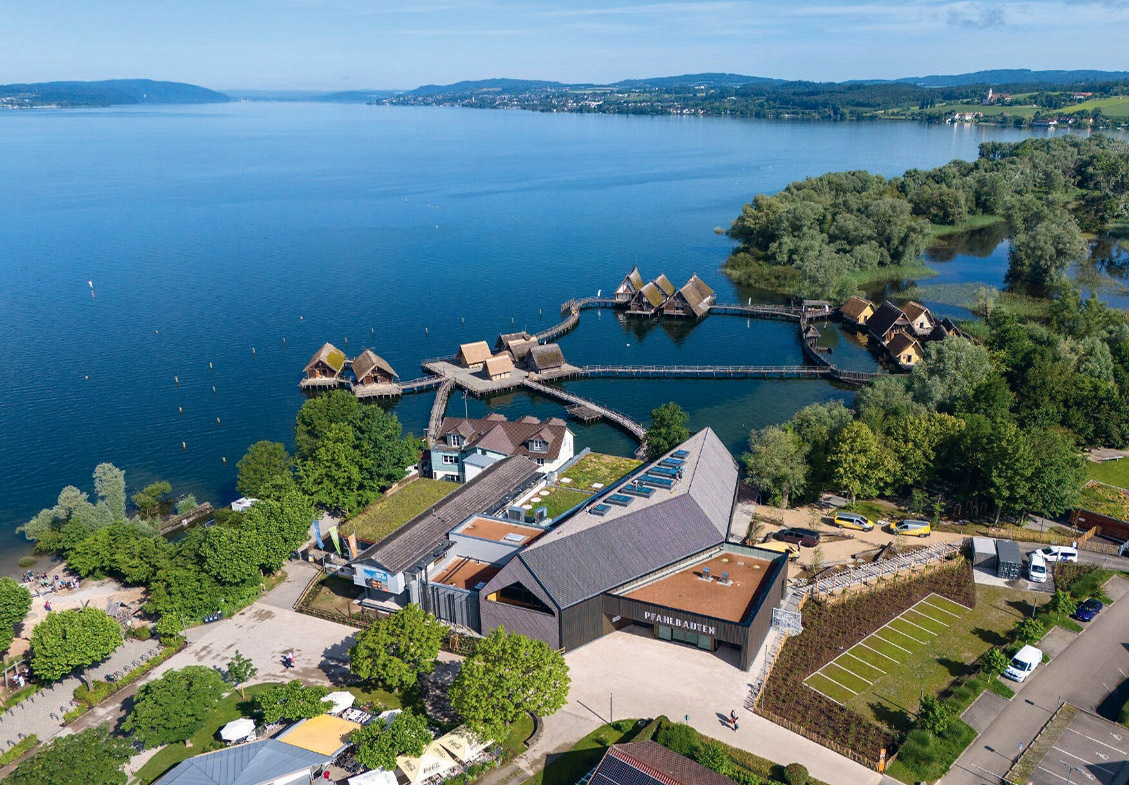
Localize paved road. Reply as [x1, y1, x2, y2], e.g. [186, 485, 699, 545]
[944, 576, 1129, 785]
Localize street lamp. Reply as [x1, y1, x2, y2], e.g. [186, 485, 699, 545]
[1061, 761, 1085, 785]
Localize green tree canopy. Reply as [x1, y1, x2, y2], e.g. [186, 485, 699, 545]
[449, 628, 570, 740]
[5, 725, 132, 785]
[93, 463, 127, 522]
[830, 421, 895, 503]
[299, 422, 365, 511]
[909, 338, 997, 412]
[237, 441, 294, 498]
[351, 707, 432, 772]
[0, 577, 32, 655]
[645, 402, 691, 461]
[255, 680, 331, 723]
[742, 425, 808, 508]
[20, 483, 113, 553]
[123, 665, 228, 748]
[132, 481, 172, 520]
[226, 650, 258, 698]
[29, 607, 124, 682]
[349, 604, 446, 690]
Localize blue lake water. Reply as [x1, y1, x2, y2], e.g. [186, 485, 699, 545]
[0, 102, 1065, 570]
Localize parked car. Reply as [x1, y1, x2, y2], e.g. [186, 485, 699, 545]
[1072, 598, 1104, 622]
[1037, 545, 1079, 563]
[1004, 645, 1043, 682]
[833, 511, 874, 531]
[1027, 551, 1048, 583]
[773, 528, 822, 547]
[889, 520, 931, 537]
[757, 540, 801, 561]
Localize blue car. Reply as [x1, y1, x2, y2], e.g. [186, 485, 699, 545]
[1072, 598, 1104, 622]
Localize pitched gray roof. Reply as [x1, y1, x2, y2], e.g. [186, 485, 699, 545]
[353, 456, 541, 574]
[517, 428, 737, 608]
[153, 739, 327, 785]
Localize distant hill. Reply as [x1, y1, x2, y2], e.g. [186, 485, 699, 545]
[309, 89, 402, 103]
[0, 79, 229, 108]
[609, 73, 784, 89]
[407, 79, 570, 97]
[896, 69, 1129, 87]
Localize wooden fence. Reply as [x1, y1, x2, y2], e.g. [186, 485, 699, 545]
[755, 707, 882, 771]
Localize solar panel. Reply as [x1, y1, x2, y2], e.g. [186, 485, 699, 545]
[649, 466, 678, 477]
[638, 475, 674, 488]
[589, 504, 610, 516]
[606, 494, 634, 506]
[660, 458, 684, 468]
[621, 484, 654, 498]
[590, 754, 664, 785]
[672, 449, 689, 457]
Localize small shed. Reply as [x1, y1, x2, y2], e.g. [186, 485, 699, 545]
[303, 342, 346, 381]
[352, 349, 398, 385]
[483, 353, 515, 381]
[996, 540, 1022, 580]
[971, 537, 997, 571]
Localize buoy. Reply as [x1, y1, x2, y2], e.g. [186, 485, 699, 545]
[216, 417, 221, 426]
[174, 376, 179, 386]
[178, 406, 183, 415]
[209, 362, 213, 371]
[182, 441, 186, 450]
[251, 347, 256, 355]
[84, 375, 89, 380]
[425, 326, 429, 336]
[300, 316, 303, 320]
[283, 337, 286, 345]
[212, 386, 216, 394]
[155, 329, 159, 334]
[222, 456, 227, 464]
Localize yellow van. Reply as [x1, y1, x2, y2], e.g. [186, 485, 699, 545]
[890, 519, 932, 537]
[756, 540, 801, 561]
[833, 511, 874, 531]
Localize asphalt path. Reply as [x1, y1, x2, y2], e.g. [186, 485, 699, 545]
[944, 576, 1129, 785]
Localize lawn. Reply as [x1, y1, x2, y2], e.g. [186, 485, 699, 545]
[1086, 460, 1129, 490]
[500, 712, 535, 757]
[347, 683, 403, 711]
[342, 479, 457, 542]
[560, 453, 641, 490]
[526, 487, 592, 521]
[1062, 96, 1129, 118]
[805, 587, 1034, 731]
[134, 683, 276, 785]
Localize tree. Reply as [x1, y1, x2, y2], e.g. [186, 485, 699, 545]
[450, 627, 570, 740]
[645, 402, 691, 461]
[351, 707, 432, 771]
[917, 694, 952, 735]
[132, 481, 172, 519]
[983, 648, 1009, 678]
[0, 577, 32, 655]
[93, 463, 127, 522]
[5, 725, 132, 785]
[146, 566, 227, 621]
[1024, 427, 1086, 517]
[29, 607, 123, 682]
[20, 484, 112, 553]
[350, 604, 445, 690]
[175, 494, 198, 514]
[227, 650, 258, 698]
[742, 426, 807, 508]
[1008, 212, 1088, 286]
[123, 666, 228, 748]
[237, 441, 294, 498]
[830, 421, 895, 502]
[255, 680, 331, 723]
[986, 421, 1035, 522]
[1050, 590, 1077, 616]
[1014, 617, 1045, 645]
[299, 422, 365, 511]
[909, 338, 997, 412]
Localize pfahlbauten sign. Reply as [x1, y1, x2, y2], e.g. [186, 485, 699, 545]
[643, 611, 716, 636]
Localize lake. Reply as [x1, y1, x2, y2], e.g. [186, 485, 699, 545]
[0, 102, 1061, 570]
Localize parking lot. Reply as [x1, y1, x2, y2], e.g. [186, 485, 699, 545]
[1029, 711, 1129, 785]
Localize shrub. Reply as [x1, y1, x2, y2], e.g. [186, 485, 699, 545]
[129, 625, 152, 640]
[1014, 617, 1045, 645]
[918, 695, 952, 735]
[18, 556, 37, 569]
[783, 763, 809, 785]
[694, 741, 729, 773]
[656, 722, 700, 757]
[983, 648, 1009, 678]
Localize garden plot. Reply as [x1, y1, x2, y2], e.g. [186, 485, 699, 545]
[804, 593, 969, 705]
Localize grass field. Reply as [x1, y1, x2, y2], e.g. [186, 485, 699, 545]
[560, 453, 640, 490]
[1063, 96, 1129, 118]
[1078, 481, 1129, 519]
[528, 486, 592, 520]
[342, 478, 457, 542]
[1086, 460, 1129, 490]
[928, 102, 1040, 119]
[804, 589, 1026, 730]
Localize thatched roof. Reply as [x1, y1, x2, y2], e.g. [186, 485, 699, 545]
[676, 274, 715, 316]
[803, 324, 822, 340]
[839, 296, 874, 321]
[902, 301, 934, 326]
[653, 274, 676, 297]
[637, 282, 666, 308]
[495, 332, 533, 353]
[457, 341, 493, 366]
[484, 353, 515, 377]
[304, 343, 346, 374]
[352, 349, 398, 381]
[627, 266, 644, 291]
[529, 343, 566, 371]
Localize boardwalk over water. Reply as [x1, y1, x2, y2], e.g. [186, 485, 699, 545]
[548, 364, 830, 380]
[521, 378, 648, 457]
[428, 379, 456, 441]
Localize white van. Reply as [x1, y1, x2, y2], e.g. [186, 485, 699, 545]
[1004, 645, 1043, 682]
[1028, 551, 1048, 583]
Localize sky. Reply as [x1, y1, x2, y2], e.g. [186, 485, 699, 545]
[2, 0, 1129, 91]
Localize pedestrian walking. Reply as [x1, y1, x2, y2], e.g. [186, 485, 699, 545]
[44, 600, 52, 612]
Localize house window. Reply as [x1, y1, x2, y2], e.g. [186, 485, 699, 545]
[536, 458, 545, 466]
[442, 455, 458, 465]
[491, 582, 554, 615]
[447, 434, 463, 447]
[529, 439, 547, 453]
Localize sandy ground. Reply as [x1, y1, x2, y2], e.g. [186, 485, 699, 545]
[8, 568, 147, 660]
[732, 498, 964, 569]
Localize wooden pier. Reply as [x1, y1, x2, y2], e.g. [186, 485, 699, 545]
[559, 364, 830, 380]
[353, 375, 443, 400]
[522, 379, 648, 456]
[427, 379, 456, 443]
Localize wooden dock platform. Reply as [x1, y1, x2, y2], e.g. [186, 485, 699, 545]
[566, 403, 602, 422]
[522, 379, 648, 457]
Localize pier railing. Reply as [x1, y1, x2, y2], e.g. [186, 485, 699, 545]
[567, 364, 829, 380]
[427, 379, 456, 441]
[521, 379, 647, 445]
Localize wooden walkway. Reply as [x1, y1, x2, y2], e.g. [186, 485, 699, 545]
[521, 379, 648, 456]
[427, 379, 456, 442]
[562, 364, 829, 380]
[354, 375, 443, 399]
